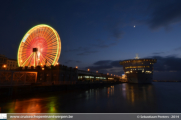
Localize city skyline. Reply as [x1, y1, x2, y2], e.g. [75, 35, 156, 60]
[1, 0, 181, 80]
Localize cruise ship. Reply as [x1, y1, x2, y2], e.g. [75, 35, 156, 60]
[119, 55, 157, 83]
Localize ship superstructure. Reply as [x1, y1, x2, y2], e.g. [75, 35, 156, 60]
[120, 55, 157, 83]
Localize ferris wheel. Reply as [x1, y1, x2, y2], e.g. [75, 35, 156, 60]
[17, 24, 61, 67]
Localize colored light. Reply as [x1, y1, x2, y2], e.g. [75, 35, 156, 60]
[17, 24, 61, 67]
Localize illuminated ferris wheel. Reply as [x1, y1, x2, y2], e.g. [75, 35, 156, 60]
[17, 24, 61, 67]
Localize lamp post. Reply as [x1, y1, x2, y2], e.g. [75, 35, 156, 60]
[3, 64, 6, 70]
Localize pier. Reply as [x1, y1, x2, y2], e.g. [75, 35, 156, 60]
[0, 65, 126, 99]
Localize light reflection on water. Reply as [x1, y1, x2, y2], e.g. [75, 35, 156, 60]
[1, 83, 181, 113]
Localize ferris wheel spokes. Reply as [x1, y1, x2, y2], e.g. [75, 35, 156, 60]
[28, 54, 34, 67]
[40, 53, 53, 66]
[21, 53, 34, 67]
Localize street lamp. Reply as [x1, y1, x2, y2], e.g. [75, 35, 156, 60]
[3, 64, 6, 70]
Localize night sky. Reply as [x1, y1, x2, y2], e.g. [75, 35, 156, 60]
[1, 0, 181, 80]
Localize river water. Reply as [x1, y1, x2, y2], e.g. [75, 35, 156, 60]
[0, 82, 181, 113]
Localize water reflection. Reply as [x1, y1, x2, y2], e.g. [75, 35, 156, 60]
[119, 83, 157, 112]
[107, 86, 114, 97]
[1, 83, 181, 113]
[2, 97, 58, 113]
[121, 83, 155, 103]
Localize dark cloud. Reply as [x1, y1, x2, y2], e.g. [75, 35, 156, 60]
[174, 46, 181, 51]
[152, 52, 165, 55]
[92, 60, 121, 68]
[92, 39, 119, 49]
[64, 39, 118, 56]
[153, 71, 181, 80]
[64, 60, 81, 64]
[145, 55, 181, 72]
[85, 60, 123, 75]
[64, 47, 83, 52]
[84, 55, 181, 77]
[112, 30, 124, 39]
[104, 16, 124, 40]
[147, 0, 181, 30]
[93, 60, 112, 66]
[77, 51, 98, 56]
[64, 47, 98, 56]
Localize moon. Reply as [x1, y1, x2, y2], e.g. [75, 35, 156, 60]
[134, 25, 136, 28]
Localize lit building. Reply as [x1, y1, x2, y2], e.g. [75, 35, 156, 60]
[7, 59, 18, 70]
[0, 54, 18, 70]
[120, 55, 157, 83]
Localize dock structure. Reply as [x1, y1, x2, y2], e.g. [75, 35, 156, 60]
[0, 64, 124, 86]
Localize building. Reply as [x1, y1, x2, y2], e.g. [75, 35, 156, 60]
[0, 54, 18, 70]
[0, 54, 8, 70]
[77, 70, 118, 82]
[7, 59, 18, 70]
[120, 55, 157, 83]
